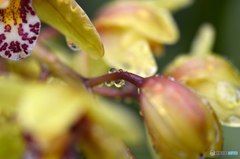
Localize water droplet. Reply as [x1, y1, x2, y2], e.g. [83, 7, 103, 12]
[216, 81, 240, 109]
[16, 55, 25, 61]
[83, 23, 92, 30]
[168, 76, 175, 81]
[138, 88, 141, 94]
[118, 69, 123, 73]
[66, 38, 80, 51]
[81, 12, 86, 16]
[114, 79, 125, 88]
[139, 111, 143, 116]
[108, 68, 117, 74]
[155, 74, 162, 77]
[105, 81, 114, 87]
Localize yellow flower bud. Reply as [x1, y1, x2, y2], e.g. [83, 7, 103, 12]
[140, 76, 223, 159]
[164, 54, 240, 127]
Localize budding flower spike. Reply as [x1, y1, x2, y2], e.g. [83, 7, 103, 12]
[0, 0, 104, 60]
[139, 76, 223, 159]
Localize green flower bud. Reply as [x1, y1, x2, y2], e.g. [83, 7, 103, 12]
[140, 76, 222, 159]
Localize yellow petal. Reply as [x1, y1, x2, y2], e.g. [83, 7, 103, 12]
[148, 0, 193, 11]
[33, 0, 104, 59]
[186, 79, 240, 127]
[190, 24, 215, 55]
[0, 0, 10, 9]
[0, 80, 26, 158]
[5, 57, 41, 80]
[73, 51, 110, 78]
[0, 0, 41, 60]
[99, 28, 157, 77]
[89, 97, 144, 145]
[0, 123, 25, 158]
[95, 1, 178, 44]
[80, 123, 136, 159]
[17, 84, 91, 149]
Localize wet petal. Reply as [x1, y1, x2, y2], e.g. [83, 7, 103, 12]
[99, 28, 157, 77]
[89, 97, 144, 145]
[148, 0, 193, 11]
[0, 0, 40, 60]
[33, 0, 104, 59]
[0, 0, 10, 9]
[190, 24, 215, 55]
[18, 84, 91, 148]
[80, 123, 136, 159]
[164, 54, 240, 126]
[95, 1, 178, 44]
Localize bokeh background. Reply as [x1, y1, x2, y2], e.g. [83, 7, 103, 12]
[76, 0, 240, 158]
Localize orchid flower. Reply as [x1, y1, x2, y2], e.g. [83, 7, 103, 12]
[0, 0, 104, 61]
[163, 24, 240, 127]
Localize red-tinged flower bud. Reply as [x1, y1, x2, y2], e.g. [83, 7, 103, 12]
[139, 76, 223, 159]
[163, 54, 240, 126]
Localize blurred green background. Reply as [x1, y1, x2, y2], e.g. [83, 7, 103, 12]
[77, 0, 240, 158]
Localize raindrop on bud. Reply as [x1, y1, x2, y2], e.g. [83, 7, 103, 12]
[105, 81, 114, 87]
[168, 76, 175, 81]
[118, 69, 124, 73]
[109, 68, 117, 74]
[114, 79, 125, 88]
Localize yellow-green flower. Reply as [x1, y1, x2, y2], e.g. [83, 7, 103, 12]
[0, 0, 104, 61]
[0, 79, 143, 158]
[92, 0, 182, 77]
[163, 24, 240, 127]
[140, 76, 223, 159]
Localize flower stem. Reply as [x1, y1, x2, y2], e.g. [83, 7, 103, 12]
[84, 71, 144, 88]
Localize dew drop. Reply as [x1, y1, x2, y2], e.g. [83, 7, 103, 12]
[16, 55, 25, 61]
[216, 81, 240, 109]
[139, 111, 143, 116]
[108, 68, 117, 74]
[105, 81, 114, 87]
[118, 69, 123, 73]
[66, 38, 80, 51]
[83, 23, 92, 30]
[81, 12, 86, 16]
[168, 76, 175, 81]
[138, 88, 141, 94]
[114, 79, 125, 88]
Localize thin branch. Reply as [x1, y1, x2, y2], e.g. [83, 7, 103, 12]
[84, 72, 144, 88]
